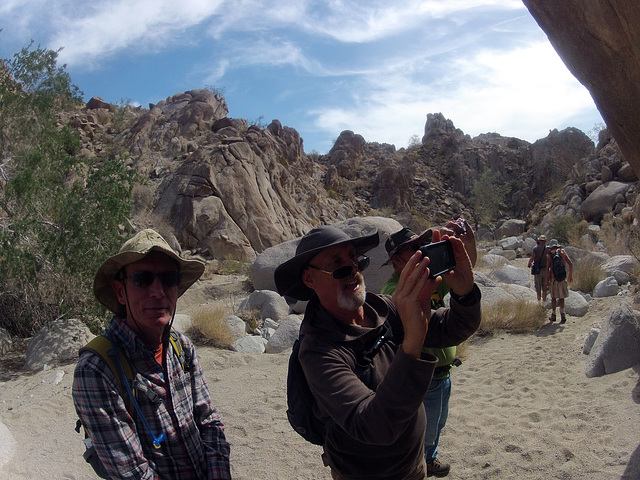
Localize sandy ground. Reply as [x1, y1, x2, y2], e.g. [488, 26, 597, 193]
[0, 282, 639, 479]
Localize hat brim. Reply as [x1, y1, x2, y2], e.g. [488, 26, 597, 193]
[382, 228, 432, 266]
[274, 228, 379, 301]
[94, 244, 204, 316]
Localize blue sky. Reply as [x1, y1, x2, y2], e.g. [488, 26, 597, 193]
[0, 0, 604, 154]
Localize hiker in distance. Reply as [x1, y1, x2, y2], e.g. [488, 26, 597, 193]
[546, 238, 573, 324]
[527, 235, 549, 304]
[274, 225, 481, 480]
[380, 218, 476, 478]
[73, 229, 231, 479]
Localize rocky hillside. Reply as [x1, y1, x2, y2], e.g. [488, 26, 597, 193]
[62, 90, 638, 261]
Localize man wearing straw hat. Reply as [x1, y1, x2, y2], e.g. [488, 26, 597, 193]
[274, 225, 481, 480]
[73, 229, 231, 479]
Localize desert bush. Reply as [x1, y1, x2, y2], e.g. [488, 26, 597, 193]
[188, 305, 236, 349]
[0, 43, 138, 336]
[599, 213, 640, 257]
[549, 214, 582, 246]
[216, 256, 250, 276]
[572, 258, 605, 294]
[565, 219, 592, 249]
[469, 169, 509, 228]
[477, 299, 547, 336]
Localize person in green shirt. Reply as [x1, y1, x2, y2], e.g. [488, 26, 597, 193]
[381, 219, 476, 478]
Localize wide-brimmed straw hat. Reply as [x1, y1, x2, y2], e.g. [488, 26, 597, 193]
[93, 229, 205, 315]
[538, 234, 547, 242]
[274, 225, 379, 301]
[382, 227, 433, 266]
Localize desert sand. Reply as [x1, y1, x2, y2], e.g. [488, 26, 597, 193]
[0, 291, 639, 479]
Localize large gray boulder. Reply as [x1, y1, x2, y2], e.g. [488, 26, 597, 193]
[579, 181, 633, 222]
[585, 303, 640, 377]
[236, 290, 291, 323]
[486, 265, 530, 287]
[23, 319, 94, 371]
[593, 277, 620, 298]
[602, 255, 638, 276]
[265, 315, 302, 353]
[523, 0, 640, 179]
[250, 216, 402, 295]
[232, 335, 267, 354]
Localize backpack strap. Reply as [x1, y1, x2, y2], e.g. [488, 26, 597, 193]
[79, 335, 135, 412]
[355, 321, 393, 368]
[169, 327, 188, 372]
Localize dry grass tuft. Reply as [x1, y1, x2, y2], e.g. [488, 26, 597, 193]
[188, 305, 236, 349]
[572, 257, 605, 294]
[477, 298, 547, 336]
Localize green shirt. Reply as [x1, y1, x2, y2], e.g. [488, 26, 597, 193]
[381, 273, 456, 378]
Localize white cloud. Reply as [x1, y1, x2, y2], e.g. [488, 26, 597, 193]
[312, 40, 600, 148]
[49, 0, 225, 66]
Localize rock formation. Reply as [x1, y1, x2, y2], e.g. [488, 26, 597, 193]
[523, 0, 640, 179]
[61, 90, 638, 262]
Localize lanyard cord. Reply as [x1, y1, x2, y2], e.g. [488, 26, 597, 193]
[107, 344, 167, 449]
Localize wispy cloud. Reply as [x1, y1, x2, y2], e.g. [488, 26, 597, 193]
[0, 1, 602, 152]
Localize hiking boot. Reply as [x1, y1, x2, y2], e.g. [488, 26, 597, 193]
[560, 312, 567, 324]
[426, 457, 450, 477]
[549, 313, 556, 322]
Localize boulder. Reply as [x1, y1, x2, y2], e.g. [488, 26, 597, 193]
[593, 277, 620, 298]
[585, 303, 640, 377]
[494, 219, 526, 239]
[486, 265, 530, 288]
[602, 255, 638, 276]
[250, 216, 402, 295]
[477, 254, 509, 269]
[487, 248, 517, 261]
[232, 336, 267, 354]
[496, 236, 520, 251]
[523, 0, 640, 180]
[580, 181, 633, 223]
[23, 319, 94, 371]
[172, 313, 193, 332]
[236, 290, 291, 324]
[265, 315, 302, 354]
[583, 328, 600, 355]
[544, 290, 589, 317]
[223, 315, 247, 339]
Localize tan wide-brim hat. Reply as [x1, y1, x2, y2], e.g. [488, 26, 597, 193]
[93, 229, 205, 316]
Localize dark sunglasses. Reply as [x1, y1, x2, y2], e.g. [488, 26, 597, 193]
[307, 256, 370, 280]
[125, 270, 182, 288]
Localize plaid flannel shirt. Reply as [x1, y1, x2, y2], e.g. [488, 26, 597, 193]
[73, 316, 231, 479]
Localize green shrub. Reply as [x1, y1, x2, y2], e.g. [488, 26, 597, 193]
[0, 43, 138, 336]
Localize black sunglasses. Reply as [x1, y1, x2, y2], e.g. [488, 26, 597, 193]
[307, 256, 370, 280]
[125, 270, 182, 288]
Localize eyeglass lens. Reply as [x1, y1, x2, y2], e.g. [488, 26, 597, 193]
[128, 271, 181, 288]
[332, 256, 370, 279]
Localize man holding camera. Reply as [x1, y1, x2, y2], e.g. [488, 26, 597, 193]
[381, 219, 476, 478]
[275, 224, 481, 480]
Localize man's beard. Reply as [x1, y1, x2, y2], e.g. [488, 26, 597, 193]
[337, 275, 367, 310]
